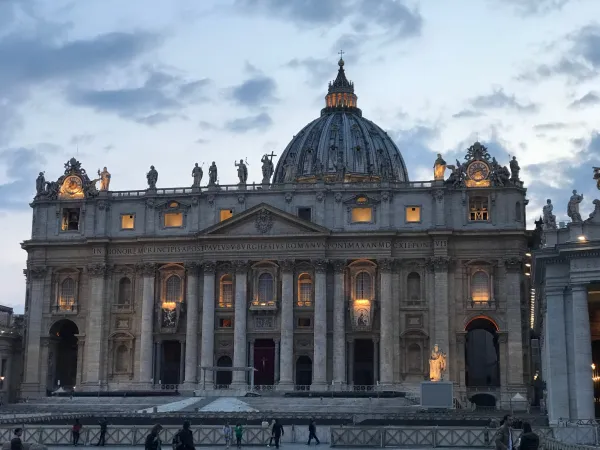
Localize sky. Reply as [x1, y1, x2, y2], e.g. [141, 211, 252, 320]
[1, 0, 600, 312]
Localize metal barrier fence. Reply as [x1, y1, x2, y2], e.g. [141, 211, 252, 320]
[542, 437, 599, 450]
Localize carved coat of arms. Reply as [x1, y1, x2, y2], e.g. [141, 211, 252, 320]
[255, 210, 274, 234]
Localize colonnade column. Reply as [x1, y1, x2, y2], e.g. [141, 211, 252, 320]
[430, 257, 450, 376]
[379, 259, 393, 385]
[232, 261, 248, 387]
[278, 260, 294, 389]
[332, 260, 346, 385]
[183, 262, 199, 386]
[23, 267, 47, 393]
[139, 263, 156, 384]
[545, 286, 570, 424]
[84, 264, 107, 385]
[312, 259, 328, 388]
[571, 284, 594, 419]
[200, 261, 216, 386]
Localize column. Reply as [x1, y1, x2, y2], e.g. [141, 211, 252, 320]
[312, 259, 327, 388]
[373, 337, 380, 384]
[347, 339, 354, 385]
[200, 262, 216, 386]
[232, 261, 248, 386]
[139, 263, 156, 384]
[456, 333, 466, 387]
[379, 259, 393, 385]
[332, 260, 346, 385]
[249, 340, 255, 382]
[156, 342, 163, 383]
[84, 264, 107, 385]
[545, 286, 570, 424]
[184, 263, 199, 386]
[179, 341, 185, 384]
[431, 257, 450, 376]
[504, 260, 524, 386]
[498, 333, 508, 388]
[23, 267, 47, 391]
[278, 260, 294, 389]
[274, 339, 280, 384]
[571, 284, 594, 419]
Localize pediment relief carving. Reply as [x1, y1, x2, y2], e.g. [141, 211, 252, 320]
[154, 199, 192, 211]
[342, 193, 380, 206]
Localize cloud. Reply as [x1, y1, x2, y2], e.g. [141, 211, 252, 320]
[533, 122, 570, 131]
[66, 70, 210, 125]
[286, 57, 332, 87]
[69, 134, 95, 146]
[569, 91, 600, 109]
[229, 75, 277, 108]
[469, 88, 538, 113]
[198, 120, 216, 130]
[452, 109, 485, 119]
[225, 112, 273, 133]
[491, 0, 574, 15]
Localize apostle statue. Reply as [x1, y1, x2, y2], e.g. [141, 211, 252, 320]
[235, 159, 248, 185]
[261, 154, 275, 185]
[283, 158, 296, 182]
[594, 167, 600, 190]
[543, 199, 557, 230]
[433, 153, 447, 181]
[334, 151, 346, 182]
[146, 165, 158, 190]
[567, 190, 584, 223]
[192, 163, 203, 187]
[35, 172, 46, 195]
[509, 156, 520, 182]
[313, 158, 324, 179]
[429, 344, 447, 382]
[208, 161, 218, 186]
[98, 167, 111, 191]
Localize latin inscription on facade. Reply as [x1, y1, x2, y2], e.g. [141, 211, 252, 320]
[571, 258, 600, 271]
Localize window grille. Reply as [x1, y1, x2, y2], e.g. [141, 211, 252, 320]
[117, 278, 132, 305]
[469, 196, 489, 221]
[471, 271, 490, 302]
[355, 271, 372, 299]
[219, 275, 233, 308]
[298, 273, 313, 307]
[257, 273, 274, 305]
[407, 272, 421, 305]
[59, 278, 76, 310]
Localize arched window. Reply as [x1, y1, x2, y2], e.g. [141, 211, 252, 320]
[355, 271, 372, 300]
[407, 272, 421, 305]
[115, 344, 129, 373]
[515, 201, 522, 222]
[117, 278, 132, 306]
[164, 275, 182, 310]
[219, 274, 233, 308]
[258, 273, 274, 305]
[471, 271, 490, 302]
[408, 343, 422, 372]
[298, 273, 313, 307]
[59, 278, 76, 310]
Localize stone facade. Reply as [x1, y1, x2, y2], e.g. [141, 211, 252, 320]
[21, 60, 530, 403]
[0, 306, 24, 403]
[533, 191, 600, 423]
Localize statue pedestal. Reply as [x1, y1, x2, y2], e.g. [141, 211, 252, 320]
[420, 381, 453, 409]
[568, 222, 584, 242]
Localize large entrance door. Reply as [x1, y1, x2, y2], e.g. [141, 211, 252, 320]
[216, 355, 233, 386]
[254, 339, 275, 385]
[49, 319, 79, 388]
[161, 340, 182, 385]
[354, 339, 374, 386]
[295, 355, 312, 388]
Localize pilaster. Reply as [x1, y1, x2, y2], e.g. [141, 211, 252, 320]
[84, 263, 108, 385]
[456, 332, 466, 387]
[332, 259, 346, 384]
[138, 263, 156, 384]
[570, 284, 594, 419]
[200, 261, 216, 386]
[232, 261, 249, 387]
[278, 259, 294, 389]
[183, 262, 200, 387]
[378, 259, 393, 385]
[428, 256, 450, 377]
[503, 258, 525, 387]
[312, 259, 328, 388]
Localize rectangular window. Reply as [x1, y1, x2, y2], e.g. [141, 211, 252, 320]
[220, 209, 233, 221]
[351, 207, 373, 223]
[297, 317, 311, 328]
[219, 318, 233, 328]
[164, 212, 183, 228]
[298, 207, 312, 222]
[405, 206, 421, 223]
[61, 208, 81, 231]
[219, 283, 233, 308]
[121, 214, 135, 230]
[469, 196, 489, 221]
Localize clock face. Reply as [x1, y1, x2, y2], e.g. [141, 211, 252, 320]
[60, 175, 84, 198]
[467, 161, 490, 182]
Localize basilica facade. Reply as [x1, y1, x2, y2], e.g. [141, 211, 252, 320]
[21, 59, 530, 404]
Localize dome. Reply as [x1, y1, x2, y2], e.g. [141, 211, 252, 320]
[273, 57, 409, 184]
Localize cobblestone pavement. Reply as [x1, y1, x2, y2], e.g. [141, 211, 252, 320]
[47, 446, 480, 450]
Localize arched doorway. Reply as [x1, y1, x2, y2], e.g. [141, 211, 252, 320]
[254, 339, 275, 385]
[465, 317, 500, 388]
[49, 320, 79, 388]
[216, 355, 232, 386]
[295, 355, 312, 388]
[471, 393, 496, 408]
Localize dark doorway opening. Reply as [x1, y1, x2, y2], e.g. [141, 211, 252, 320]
[295, 355, 312, 388]
[354, 339, 374, 386]
[216, 355, 233, 386]
[254, 339, 275, 385]
[161, 340, 181, 385]
[49, 320, 79, 388]
[465, 318, 500, 387]
[470, 393, 497, 408]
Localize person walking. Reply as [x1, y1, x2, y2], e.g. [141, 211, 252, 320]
[234, 423, 244, 449]
[307, 419, 320, 446]
[272, 420, 284, 449]
[495, 415, 513, 450]
[11, 428, 23, 450]
[96, 418, 108, 446]
[517, 423, 539, 450]
[173, 421, 195, 450]
[72, 419, 82, 446]
[145, 424, 163, 450]
[267, 419, 275, 447]
[223, 423, 232, 449]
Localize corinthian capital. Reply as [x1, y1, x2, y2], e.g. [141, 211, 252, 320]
[29, 266, 48, 280]
[185, 262, 200, 276]
[332, 259, 346, 273]
[202, 261, 217, 274]
[378, 258, 393, 273]
[503, 257, 523, 272]
[233, 260, 250, 273]
[136, 263, 156, 277]
[279, 260, 295, 273]
[426, 256, 451, 272]
[313, 259, 328, 273]
[87, 263, 108, 278]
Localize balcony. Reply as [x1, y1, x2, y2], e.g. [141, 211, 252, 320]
[249, 300, 277, 311]
[53, 303, 78, 315]
[465, 298, 497, 310]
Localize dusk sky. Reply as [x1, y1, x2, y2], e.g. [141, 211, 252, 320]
[1, 0, 600, 311]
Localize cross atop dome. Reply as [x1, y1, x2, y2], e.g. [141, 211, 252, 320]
[324, 53, 358, 114]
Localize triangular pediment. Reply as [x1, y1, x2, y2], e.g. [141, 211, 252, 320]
[201, 203, 331, 237]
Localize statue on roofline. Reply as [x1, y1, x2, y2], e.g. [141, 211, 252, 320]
[510, 156, 520, 183]
[146, 165, 158, 190]
[542, 199, 557, 230]
[429, 344, 447, 382]
[98, 167, 111, 191]
[261, 154, 275, 185]
[208, 161, 218, 186]
[567, 190, 584, 223]
[192, 163, 203, 188]
[235, 159, 248, 184]
[434, 153, 446, 181]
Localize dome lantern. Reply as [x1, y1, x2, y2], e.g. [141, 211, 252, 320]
[323, 51, 360, 116]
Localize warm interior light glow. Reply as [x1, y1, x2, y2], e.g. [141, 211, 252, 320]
[405, 206, 421, 223]
[578, 235, 587, 242]
[121, 214, 135, 229]
[525, 273, 531, 277]
[525, 253, 531, 257]
[525, 263, 531, 267]
[220, 209, 233, 221]
[164, 212, 183, 227]
[354, 299, 371, 306]
[351, 207, 372, 223]
[162, 301, 177, 310]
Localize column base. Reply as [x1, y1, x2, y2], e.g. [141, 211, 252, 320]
[276, 381, 294, 391]
[310, 382, 328, 392]
[181, 382, 199, 391]
[20, 382, 44, 398]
